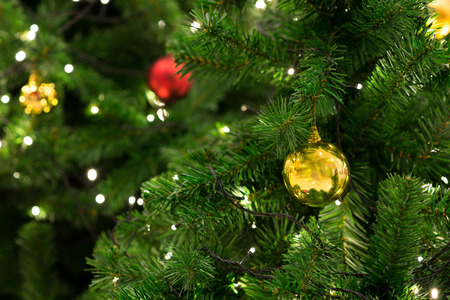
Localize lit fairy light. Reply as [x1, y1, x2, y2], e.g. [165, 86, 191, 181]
[287, 68, 295, 75]
[95, 194, 105, 204]
[418, 256, 424, 262]
[156, 108, 169, 121]
[0, 141, 2, 148]
[91, 105, 99, 114]
[293, 17, 299, 21]
[64, 64, 74, 73]
[441, 176, 448, 184]
[413, 285, 419, 294]
[26, 31, 36, 40]
[431, 288, 438, 299]
[30, 24, 39, 32]
[112, 277, 119, 283]
[251, 222, 256, 229]
[356, 83, 363, 89]
[13, 172, 20, 179]
[295, 233, 301, 238]
[165, 252, 173, 260]
[240, 195, 250, 206]
[153, 98, 165, 107]
[255, 0, 266, 10]
[222, 126, 230, 133]
[73, 0, 80, 2]
[137, 198, 144, 205]
[249, 247, 256, 253]
[31, 206, 40, 216]
[158, 20, 166, 28]
[147, 114, 155, 122]
[1, 95, 10, 103]
[335, 200, 342, 206]
[190, 21, 201, 33]
[87, 168, 97, 181]
[233, 283, 239, 287]
[15, 50, 26, 61]
[171, 224, 177, 230]
[100, 0, 110, 4]
[129, 196, 136, 205]
[23, 136, 33, 146]
[241, 105, 247, 111]
[173, 174, 179, 180]
[146, 224, 151, 231]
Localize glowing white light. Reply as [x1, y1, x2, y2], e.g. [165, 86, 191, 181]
[255, 0, 266, 10]
[87, 168, 97, 181]
[158, 20, 166, 28]
[146, 224, 151, 231]
[137, 198, 144, 205]
[293, 17, 299, 21]
[112, 277, 119, 283]
[95, 194, 105, 204]
[0, 141, 2, 148]
[287, 68, 295, 75]
[23, 136, 33, 146]
[1, 95, 10, 103]
[241, 105, 247, 111]
[441, 25, 450, 37]
[31, 206, 40, 216]
[156, 108, 169, 121]
[100, 0, 110, 4]
[233, 283, 239, 287]
[13, 172, 20, 179]
[295, 233, 301, 238]
[431, 288, 438, 299]
[418, 256, 423, 262]
[146, 114, 155, 122]
[441, 176, 448, 184]
[251, 222, 256, 229]
[128, 196, 136, 205]
[26, 31, 36, 40]
[171, 224, 177, 230]
[73, 0, 80, 2]
[249, 247, 256, 253]
[30, 24, 39, 32]
[173, 174, 179, 180]
[335, 200, 342, 206]
[91, 105, 99, 114]
[190, 21, 201, 33]
[64, 64, 74, 73]
[241, 195, 250, 206]
[413, 286, 419, 294]
[165, 252, 173, 260]
[15, 50, 26, 61]
[356, 83, 363, 89]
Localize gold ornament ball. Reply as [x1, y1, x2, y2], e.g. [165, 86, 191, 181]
[20, 73, 58, 114]
[282, 128, 350, 207]
[429, 0, 450, 39]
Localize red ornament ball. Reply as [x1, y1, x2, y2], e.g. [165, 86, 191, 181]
[147, 55, 192, 103]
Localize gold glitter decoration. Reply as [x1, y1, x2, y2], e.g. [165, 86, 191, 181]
[282, 127, 350, 207]
[20, 73, 58, 114]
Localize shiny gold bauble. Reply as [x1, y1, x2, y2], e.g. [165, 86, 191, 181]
[282, 127, 350, 207]
[20, 73, 58, 114]
[429, 0, 450, 39]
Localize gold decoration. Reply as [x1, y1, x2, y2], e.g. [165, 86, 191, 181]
[429, 0, 450, 39]
[282, 127, 350, 207]
[20, 73, 58, 114]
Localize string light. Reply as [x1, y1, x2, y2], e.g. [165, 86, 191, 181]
[146, 224, 151, 231]
[73, 0, 80, 2]
[1, 95, 10, 103]
[15, 50, 26, 61]
[190, 21, 201, 33]
[441, 176, 448, 184]
[417, 256, 424, 262]
[147, 114, 155, 122]
[30, 24, 39, 32]
[171, 224, 177, 230]
[95, 194, 105, 204]
[255, 0, 266, 10]
[13, 172, 20, 179]
[112, 277, 119, 283]
[287, 68, 295, 75]
[173, 174, 179, 180]
[431, 288, 438, 299]
[87, 168, 97, 181]
[335, 200, 342, 206]
[251, 222, 256, 229]
[26, 31, 36, 41]
[165, 252, 173, 260]
[156, 108, 169, 121]
[413, 285, 419, 294]
[356, 83, 363, 89]
[100, 0, 110, 4]
[158, 20, 166, 28]
[241, 105, 247, 111]
[64, 64, 74, 73]
[128, 196, 136, 205]
[31, 206, 40, 216]
[223, 126, 230, 133]
[137, 198, 144, 205]
[249, 247, 256, 253]
[0, 141, 2, 148]
[23, 136, 33, 146]
[91, 105, 99, 114]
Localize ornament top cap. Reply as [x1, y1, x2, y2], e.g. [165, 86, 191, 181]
[308, 126, 321, 143]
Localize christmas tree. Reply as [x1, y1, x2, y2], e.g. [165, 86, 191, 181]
[0, 0, 449, 299]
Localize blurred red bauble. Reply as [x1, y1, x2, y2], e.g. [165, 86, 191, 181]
[147, 55, 192, 103]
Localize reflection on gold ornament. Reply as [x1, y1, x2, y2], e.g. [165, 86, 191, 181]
[429, 0, 450, 39]
[282, 127, 350, 207]
[20, 73, 58, 114]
